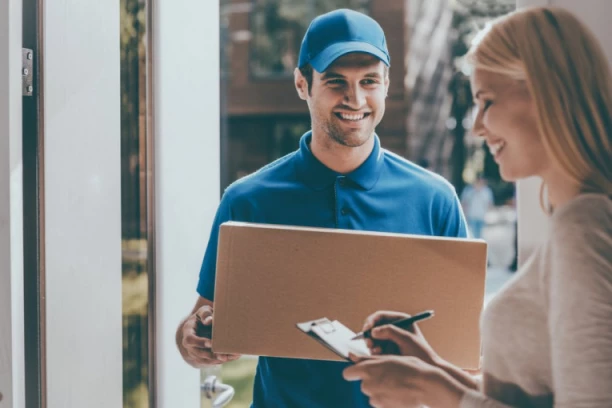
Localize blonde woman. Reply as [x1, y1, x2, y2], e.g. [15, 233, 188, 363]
[343, 6, 612, 408]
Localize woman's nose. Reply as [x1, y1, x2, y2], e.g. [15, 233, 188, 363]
[471, 108, 486, 138]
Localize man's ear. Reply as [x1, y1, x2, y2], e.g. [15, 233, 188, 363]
[294, 68, 308, 101]
[384, 75, 390, 98]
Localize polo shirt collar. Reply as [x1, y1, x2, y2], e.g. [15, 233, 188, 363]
[295, 131, 384, 191]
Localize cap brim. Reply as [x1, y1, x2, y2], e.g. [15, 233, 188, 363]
[309, 41, 390, 73]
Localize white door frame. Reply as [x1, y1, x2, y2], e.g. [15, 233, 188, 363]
[0, 0, 25, 406]
[42, 0, 123, 406]
[153, 0, 221, 406]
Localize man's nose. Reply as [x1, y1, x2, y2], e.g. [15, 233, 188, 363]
[343, 84, 366, 109]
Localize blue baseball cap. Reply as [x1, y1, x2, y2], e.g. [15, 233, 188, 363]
[298, 9, 390, 73]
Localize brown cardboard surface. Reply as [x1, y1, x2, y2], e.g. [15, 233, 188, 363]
[212, 221, 487, 369]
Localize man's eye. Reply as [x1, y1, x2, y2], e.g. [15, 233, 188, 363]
[362, 79, 377, 85]
[483, 100, 493, 111]
[327, 79, 344, 85]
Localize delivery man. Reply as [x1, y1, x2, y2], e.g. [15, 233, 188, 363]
[176, 8, 468, 407]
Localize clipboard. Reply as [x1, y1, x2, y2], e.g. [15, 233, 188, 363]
[296, 318, 371, 361]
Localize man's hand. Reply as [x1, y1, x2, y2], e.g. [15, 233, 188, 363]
[178, 304, 241, 368]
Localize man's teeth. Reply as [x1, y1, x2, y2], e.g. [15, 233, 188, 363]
[488, 141, 506, 156]
[339, 113, 365, 121]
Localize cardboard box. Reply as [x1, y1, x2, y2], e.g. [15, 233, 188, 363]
[212, 221, 487, 369]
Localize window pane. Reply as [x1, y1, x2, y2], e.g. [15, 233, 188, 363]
[120, 0, 151, 406]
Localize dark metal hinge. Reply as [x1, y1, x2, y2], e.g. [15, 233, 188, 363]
[23, 48, 33, 96]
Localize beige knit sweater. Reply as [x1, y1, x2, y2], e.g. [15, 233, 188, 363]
[460, 194, 612, 408]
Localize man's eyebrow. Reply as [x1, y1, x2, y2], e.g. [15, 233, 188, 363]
[320, 71, 345, 80]
[321, 71, 383, 80]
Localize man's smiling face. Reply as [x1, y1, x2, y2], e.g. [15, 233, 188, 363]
[297, 53, 389, 148]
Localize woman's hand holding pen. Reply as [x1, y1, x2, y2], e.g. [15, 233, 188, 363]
[360, 310, 441, 366]
[356, 310, 480, 391]
[342, 310, 481, 407]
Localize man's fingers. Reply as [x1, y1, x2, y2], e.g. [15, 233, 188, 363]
[188, 345, 240, 363]
[183, 323, 211, 346]
[187, 341, 241, 363]
[187, 347, 223, 364]
[223, 354, 242, 362]
[190, 355, 225, 366]
[185, 313, 215, 347]
[184, 334, 210, 350]
[195, 305, 213, 321]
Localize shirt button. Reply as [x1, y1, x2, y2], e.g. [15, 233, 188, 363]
[338, 178, 346, 186]
[341, 207, 350, 216]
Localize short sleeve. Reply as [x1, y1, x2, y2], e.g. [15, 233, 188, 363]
[440, 191, 469, 238]
[547, 204, 612, 407]
[196, 192, 234, 301]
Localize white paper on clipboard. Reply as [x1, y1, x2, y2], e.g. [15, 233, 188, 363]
[296, 318, 371, 360]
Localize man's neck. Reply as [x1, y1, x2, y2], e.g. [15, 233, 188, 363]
[309, 132, 375, 174]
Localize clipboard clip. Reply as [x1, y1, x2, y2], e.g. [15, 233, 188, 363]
[296, 317, 346, 360]
[296, 317, 337, 334]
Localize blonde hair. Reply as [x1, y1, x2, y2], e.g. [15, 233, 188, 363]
[467, 7, 612, 199]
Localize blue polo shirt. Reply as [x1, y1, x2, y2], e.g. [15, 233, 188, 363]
[197, 132, 468, 408]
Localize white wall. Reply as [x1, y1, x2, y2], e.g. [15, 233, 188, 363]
[43, 0, 123, 406]
[153, 0, 221, 406]
[516, 0, 612, 264]
[0, 0, 25, 406]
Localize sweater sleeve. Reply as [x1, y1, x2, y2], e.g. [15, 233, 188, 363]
[547, 200, 612, 407]
[460, 390, 515, 408]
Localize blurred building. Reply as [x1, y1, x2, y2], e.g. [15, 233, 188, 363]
[220, 0, 410, 192]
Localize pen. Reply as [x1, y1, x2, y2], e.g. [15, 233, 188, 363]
[350, 310, 435, 340]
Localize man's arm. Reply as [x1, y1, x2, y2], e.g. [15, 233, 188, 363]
[176, 295, 240, 368]
[440, 191, 469, 238]
[179, 186, 239, 368]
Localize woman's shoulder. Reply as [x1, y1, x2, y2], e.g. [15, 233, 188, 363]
[551, 193, 611, 234]
[546, 194, 611, 283]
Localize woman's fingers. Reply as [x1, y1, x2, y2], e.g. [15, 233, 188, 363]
[362, 310, 410, 332]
